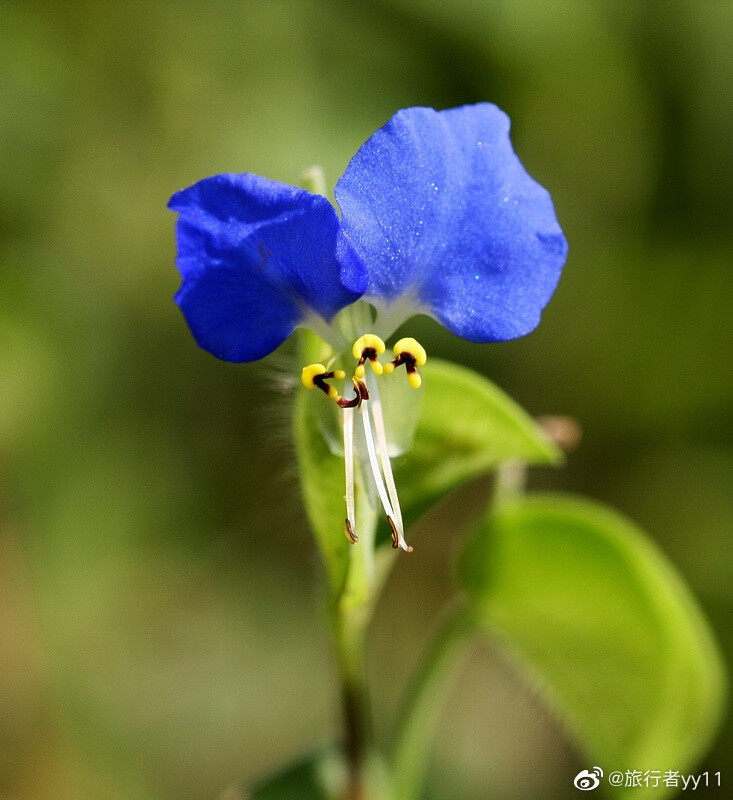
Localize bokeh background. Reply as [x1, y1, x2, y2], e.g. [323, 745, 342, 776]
[1, 2, 731, 798]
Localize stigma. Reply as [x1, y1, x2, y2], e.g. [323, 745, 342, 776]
[301, 334, 426, 553]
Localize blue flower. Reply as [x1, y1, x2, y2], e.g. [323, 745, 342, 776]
[336, 104, 567, 342]
[170, 103, 568, 551]
[169, 103, 567, 361]
[169, 174, 366, 362]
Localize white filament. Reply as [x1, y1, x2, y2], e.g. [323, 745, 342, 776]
[368, 383, 406, 542]
[343, 406, 356, 537]
[360, 400, 409, 552]
[359, 401, 396, 524]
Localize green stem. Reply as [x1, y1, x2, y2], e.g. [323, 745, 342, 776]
[331, 597, 371, 800]
[390, 600, 473, 800]
[337, 497, 374, 799]
[492, 459, 528, 508]
[331, 493, 395, 800]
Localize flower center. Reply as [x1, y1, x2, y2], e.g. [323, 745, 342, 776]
[300, 334, 427, 552]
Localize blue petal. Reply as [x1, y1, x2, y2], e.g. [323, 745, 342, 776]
[335, 104, 568, 341]
[169, 173, 366, 362]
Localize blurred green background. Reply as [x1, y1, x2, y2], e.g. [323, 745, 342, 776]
[1, 1, 731, 798]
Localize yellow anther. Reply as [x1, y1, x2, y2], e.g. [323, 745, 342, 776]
[355, 358, 383, 377]
[352, 334, 386, 359]
[352, 333, 386, 378]
[302, 363, 348, 404]
[384, 337, 427, 389]
[393, 337, 427, 366]
[302, 363, 327, 389]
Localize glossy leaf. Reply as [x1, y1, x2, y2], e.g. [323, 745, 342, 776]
[391, 359, 560, 533]
[460, 494, 726, 794]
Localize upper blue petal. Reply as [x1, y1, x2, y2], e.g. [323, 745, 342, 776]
[169, 173, 366, 362]
[334, 104, 568, 342]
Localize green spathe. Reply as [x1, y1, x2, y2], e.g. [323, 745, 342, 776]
[294, 356, 561, 598]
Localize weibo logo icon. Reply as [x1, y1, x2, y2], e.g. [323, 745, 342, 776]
[574, 767, 604, 791]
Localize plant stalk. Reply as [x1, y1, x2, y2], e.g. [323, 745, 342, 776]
[390, 600, 473, 800]
[332, 599, 371, 800]
[331, 495, 394, 799]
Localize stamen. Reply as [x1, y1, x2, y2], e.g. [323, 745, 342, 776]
[382, 337, 427, 388]
[337, 377, 369, 409]
[344, 519, 358, 544]
[301, 363, 347, 404]
[368, 380, 411, 551]
[359, 398, 412, 553]
[352, 334, 386, 378]
[387, 515, 413, 553]
[359, 399, 397, 533]
[301, 348, 416, 554]
[343, 406, 357, 543]
[387, 516, 399, 548]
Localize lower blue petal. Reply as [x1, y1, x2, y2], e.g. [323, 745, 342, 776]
[174, 263, 301, 362]
[335, 104, 568, 342]
[169, 173, 366, 362]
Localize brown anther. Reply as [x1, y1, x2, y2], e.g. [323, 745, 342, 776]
[336, 377, 369, 409]
[387, 516, 413, 552]
[344, 519, 358, 544]
[388, 516, 399, 548]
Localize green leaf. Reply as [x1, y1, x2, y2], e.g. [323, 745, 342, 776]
[390, 359, 561, 533]
[249, 750, 344, 800]
[460, 494, 726, 795]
